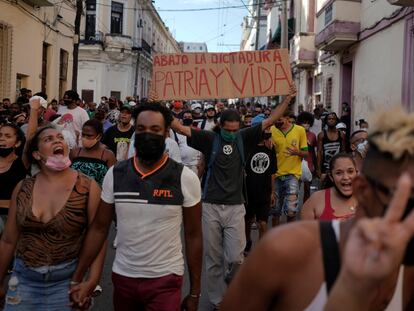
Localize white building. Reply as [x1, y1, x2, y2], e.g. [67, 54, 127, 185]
[314, 0, 414, 128]
[178, 42, 208, 53]
[240, 0, 268, 51]
[77, 0, 180, 103]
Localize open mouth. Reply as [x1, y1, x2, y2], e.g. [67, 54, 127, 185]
[53, 146, 64, 155]
[341, 182, 352, 190]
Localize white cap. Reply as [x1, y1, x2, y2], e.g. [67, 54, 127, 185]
[191, 103, 202, 110]
[336, 122, 347, 130]
[205, 104, 214, 110]
[129, 101, 137, 107]
[30, 96, 48, 109]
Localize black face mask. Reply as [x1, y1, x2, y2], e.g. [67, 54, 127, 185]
[263, 132, 272, 140]
[183, 119, 193, 126]
[0, 147, 14, 158]
[64, 99, 72, 106]
[134, 132, 165, 165]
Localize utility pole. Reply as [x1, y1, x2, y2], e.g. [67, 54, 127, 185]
[254, 0, 261, 50]
[72, 0, 83, 91]
[281, 0, 288, 49]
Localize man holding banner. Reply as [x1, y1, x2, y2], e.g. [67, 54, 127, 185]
[171, 83, 296, 308]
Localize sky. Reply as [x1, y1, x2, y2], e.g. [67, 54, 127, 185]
[154, 0, 251, 52]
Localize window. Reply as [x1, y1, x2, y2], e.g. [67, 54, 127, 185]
[325, 77, 333, 110]
[41, 42, 49, 94]
[82, 90, 94, 104]
[0, 23, 12, 100]
[59, 49, 68, 99]
[199, 46, 202, 50]
[325, 4, 333, 26]
[111, 2, 123, 34]
[110, 91, 121, 100]
[85, 0, 96, 40]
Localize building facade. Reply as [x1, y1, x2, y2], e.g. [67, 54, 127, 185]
[178, 42, 208, 53]
[77, 0, 180, 103]
[0, 0, 75, 102]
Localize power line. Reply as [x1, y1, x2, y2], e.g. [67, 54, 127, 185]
[91, 0, 285, 12]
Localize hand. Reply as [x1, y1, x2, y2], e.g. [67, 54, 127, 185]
[340, 173, 414, 293]
[287, 84, 297, 98]
[285, 146, 299, 156]
[69, 281, 95, 310]
[29, 97, 41, 110]
[181, 294, 199, 311]
[171, 117, 182, 131]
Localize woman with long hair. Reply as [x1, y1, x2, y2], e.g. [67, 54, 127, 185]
[301, 153, 358, 221]
[0, 125, 107, 310]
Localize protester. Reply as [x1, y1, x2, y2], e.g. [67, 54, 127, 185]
[301, 153, 357, 220]
[325, 174, 414, 310]
[171, 100, 185, 119]
[58, 90, 90, 145]
[243, 113, 252, 128]
[244, 114, 277, 254]
[71, 119, 116, 186]
[106, 97, 120, 125]
[317, 112, 346, 182]
[309, 105, 323, 136]
[0, 125, 106, 310]
[70, 103, 202, 311]
[102, 104, 135, 162]
[270, 108, 308, 225]
[171, 85, 296, 308]
[191, 102, 204, 126]
[175, 111, 204, 176]
[350, 129, 369, 172]
[296, 112, 317, 202]
[198, 104, 217, 131]
[87, 102, 97, 119]
[220, 106, 414, 310]
[94, 104, 112, 132]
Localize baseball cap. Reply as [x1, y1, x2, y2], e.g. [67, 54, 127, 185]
[191, 103, 202, 111]
[336, 122, 347, 130]
[120, 104, 132, 113]
[205, 104, 215, 110]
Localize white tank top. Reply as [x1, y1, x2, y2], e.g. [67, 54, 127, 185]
[304, 221, 404, 311]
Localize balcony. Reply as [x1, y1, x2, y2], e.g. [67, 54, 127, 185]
[289, 33, 316, 68]
[104, 34, 133, 50]
[315, 0, 361, 51]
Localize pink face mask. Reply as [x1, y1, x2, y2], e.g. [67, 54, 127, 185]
[44, 155, 72, 171]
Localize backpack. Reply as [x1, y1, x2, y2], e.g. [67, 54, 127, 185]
[202, 133, 247, 201]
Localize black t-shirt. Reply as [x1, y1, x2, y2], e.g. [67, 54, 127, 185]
[0, 157, 27, 214]
[245, 144, 277, 203]
[102, 125, 135, 160]
[188, 124, 263, 204]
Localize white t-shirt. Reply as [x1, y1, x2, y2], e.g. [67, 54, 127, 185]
[310, 118, 322, 136]
[101, 163, 201, 278]
[57, 106, 90, 135]
[176, 132, 201, 169]
[127, 133, 182, 163]
[198, 118, 216, 131]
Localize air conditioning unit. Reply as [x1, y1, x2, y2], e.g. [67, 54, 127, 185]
[388, 0, 414, 6]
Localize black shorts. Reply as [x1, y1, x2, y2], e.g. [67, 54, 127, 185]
[245, 200, 271, 222]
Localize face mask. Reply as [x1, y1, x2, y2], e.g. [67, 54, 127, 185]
[183, 119, 193, 126]
[221, 129, 237, 142]
[263, 132, 272, 140]
[82, 136, 100, 149]
[134, 132, 165, 164]
[0, 147, 14, 158]
[356, 140, 368, 156]
[44, 154, 71, 171]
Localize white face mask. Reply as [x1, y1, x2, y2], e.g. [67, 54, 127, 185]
[356, 140, 368, 157]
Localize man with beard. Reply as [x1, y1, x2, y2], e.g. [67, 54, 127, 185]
[171, 85, 296, 309]
[102, 104, 135, 161]
[71, 103, 203, 311]
[221, 106, 414, 311]
[198, 104, 217, 131]
[270, 109, 308, 225]
[317, 112, 346, 182]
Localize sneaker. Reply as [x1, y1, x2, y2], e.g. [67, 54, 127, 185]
[92, 285, 103, 297]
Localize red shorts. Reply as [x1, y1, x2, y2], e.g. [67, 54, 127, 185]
[112, 272, 183, 311]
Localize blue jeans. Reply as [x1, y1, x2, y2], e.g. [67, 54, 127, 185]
[4, 257, 77, 311]
[271, 175, 299, 217]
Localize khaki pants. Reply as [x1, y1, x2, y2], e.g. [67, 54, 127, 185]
[202, 203, 246, 307]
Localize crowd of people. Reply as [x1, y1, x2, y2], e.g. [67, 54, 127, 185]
[0, 86, 413, 311]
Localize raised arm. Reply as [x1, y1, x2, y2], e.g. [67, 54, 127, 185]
[262, 84, 297, 131]
[171, 118, 192, 137]
[22, 99, 41, 169]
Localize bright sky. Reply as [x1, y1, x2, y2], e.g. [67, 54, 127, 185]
[155, 0, 250, 52]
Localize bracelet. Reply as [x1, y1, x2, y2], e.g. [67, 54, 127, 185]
[70, 281, 80, 286]
[190, 293, 201, 299]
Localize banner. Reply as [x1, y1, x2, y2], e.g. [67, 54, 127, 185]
[150, 49, 293, 100]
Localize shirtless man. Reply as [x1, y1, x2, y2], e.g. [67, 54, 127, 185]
[221, 106, 414, 310]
